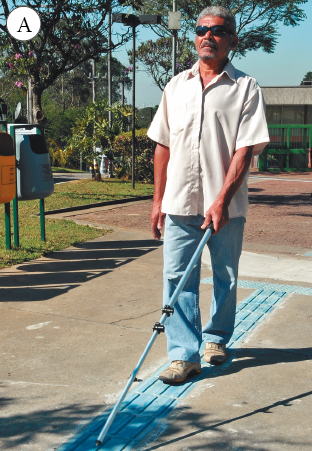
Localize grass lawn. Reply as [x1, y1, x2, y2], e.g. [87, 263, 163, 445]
[45, 178, 154, 211]
[0, 179, 154, 269]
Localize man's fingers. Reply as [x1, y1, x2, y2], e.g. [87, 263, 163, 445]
[201, 213, 212, 230]
[151, 220, 161, 239]
[157, 212, 165, 230]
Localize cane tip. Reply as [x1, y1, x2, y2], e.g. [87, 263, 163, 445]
[95, 440, 102, 446]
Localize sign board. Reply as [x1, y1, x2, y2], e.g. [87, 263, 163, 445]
[168, 11, 181, 30]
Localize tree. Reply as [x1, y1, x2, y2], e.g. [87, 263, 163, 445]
[97, 55, 132, 103]
[0, 0, 132, 126]
[41, 55, 132, 110]
[133, 0, 307, 88]
[301, 71, 312, 85]
[65, 99, 132, 165]
[133, 36, 197, 91]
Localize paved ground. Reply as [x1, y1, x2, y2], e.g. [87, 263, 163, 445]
[53, 172, 91, 185]
[1, 172, 312, 451]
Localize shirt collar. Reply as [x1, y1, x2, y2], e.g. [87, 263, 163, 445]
[188, 59, 237, 84]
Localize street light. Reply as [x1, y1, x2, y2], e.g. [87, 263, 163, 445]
[112, 12, 161, 189]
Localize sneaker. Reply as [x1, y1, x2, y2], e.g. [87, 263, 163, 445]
[204, 342, 227, 365]
[158, 360, 201, 384]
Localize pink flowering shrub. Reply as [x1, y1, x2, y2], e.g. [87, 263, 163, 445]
[15, 81, 23, 88]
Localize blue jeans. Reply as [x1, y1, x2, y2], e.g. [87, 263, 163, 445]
[163, 214, 245, 363]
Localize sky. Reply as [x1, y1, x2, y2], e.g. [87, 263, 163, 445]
[112, 2, 312, 108]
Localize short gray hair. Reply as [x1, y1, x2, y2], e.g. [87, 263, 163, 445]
[196, 6, 236, 35]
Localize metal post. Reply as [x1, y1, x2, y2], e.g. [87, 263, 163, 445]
[286, 127, 290, 170]
[13, 196, 19, 247]
[40, 198, 45, 241]
[28, 78, 32, 124]
[121, 79, 125, 105]
[172, 0, 177, 77]
[108, 8, 112, 128]
[4, 202, 11, 250]
[132, 24, 136, 189]
[92, 59, 97, 163]
[92, 60, 96, 103]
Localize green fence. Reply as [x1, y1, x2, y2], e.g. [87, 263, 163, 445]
[259, 125, 312, 171]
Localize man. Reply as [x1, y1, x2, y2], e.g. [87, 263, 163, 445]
[148, 6, 269, 384]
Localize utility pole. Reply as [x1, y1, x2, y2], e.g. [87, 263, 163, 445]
[88, 60, 99, 177]
[92, 59, 96, 103]
[172, 0, 177, 77]
[132, 22, 136, 189]
[121, 79, 125, 105]
[108, 8, 112, 128]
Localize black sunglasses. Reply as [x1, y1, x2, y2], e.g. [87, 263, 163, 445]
[195, 25, 233, 37]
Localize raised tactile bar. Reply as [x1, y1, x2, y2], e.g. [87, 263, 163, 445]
[201, 278, 312, 296]
[57, 287, 289, 451]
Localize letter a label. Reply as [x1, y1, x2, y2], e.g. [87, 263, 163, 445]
[7, 7, 41, 41]
[18, 18, 32, 33]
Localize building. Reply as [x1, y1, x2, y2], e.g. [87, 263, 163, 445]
[252, 82, 312, 171]
[262, 81, 312, 125]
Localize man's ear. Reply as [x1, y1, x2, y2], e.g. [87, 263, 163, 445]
[231, 35, 239, 49]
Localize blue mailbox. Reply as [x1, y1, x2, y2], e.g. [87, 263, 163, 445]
[9, 125, 54, 201]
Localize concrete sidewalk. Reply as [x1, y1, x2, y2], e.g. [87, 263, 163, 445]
[0, 224, 311, 451]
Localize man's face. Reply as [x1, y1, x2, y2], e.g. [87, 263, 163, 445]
[195, 16, 237, 62]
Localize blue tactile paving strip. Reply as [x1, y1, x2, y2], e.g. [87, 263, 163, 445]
[201, 277, 312, 296]
[303, 252, 312, 257]
[57, 288, 287, 451]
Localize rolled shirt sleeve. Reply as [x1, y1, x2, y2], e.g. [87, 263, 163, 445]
[147, 88, 170, 147]
[235, 87, 270, 156]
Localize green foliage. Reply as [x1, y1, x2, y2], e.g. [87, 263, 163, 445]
[113, 128, 156, 183]
[132, 36, 197, 91]
[66, 99, 132, 166]
[301, 71, 312, 84]
[137, 106, 158, 129]
[97, 56, 132, 103]
[43, 102, 80, 149]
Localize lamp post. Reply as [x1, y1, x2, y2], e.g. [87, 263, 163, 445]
[112, 13, 161, 189]
[168, 6, 181, 77]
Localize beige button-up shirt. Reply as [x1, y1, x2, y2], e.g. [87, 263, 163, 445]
[147, 60, 269, 218]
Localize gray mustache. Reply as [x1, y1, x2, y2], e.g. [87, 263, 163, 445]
[200, 40, 218, 50]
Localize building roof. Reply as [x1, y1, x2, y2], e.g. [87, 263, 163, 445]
[261, 86, 312, 105]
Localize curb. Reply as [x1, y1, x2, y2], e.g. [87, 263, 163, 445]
[44, 195, 153, 216]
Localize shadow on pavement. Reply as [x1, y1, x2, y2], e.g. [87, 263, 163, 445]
[142, 391, 312, 451]
[0, 397, 103, 450]
[1, 348, 311, 449]
[141, 347, 312, 450]
[248, 192, 311, 207]
[0, 240, 162, 304]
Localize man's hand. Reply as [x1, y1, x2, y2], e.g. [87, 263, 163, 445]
[201, 200, 229, 234]
[151, 143, 170, 239]
[151, 201, 166, 240]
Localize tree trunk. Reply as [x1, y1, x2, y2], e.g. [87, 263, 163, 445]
[32, 84, 47, 131]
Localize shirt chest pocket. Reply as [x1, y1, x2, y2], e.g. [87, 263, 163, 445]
[169, 103, 186, 135]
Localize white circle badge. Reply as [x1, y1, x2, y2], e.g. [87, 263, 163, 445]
[7, 7, 41, 41]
